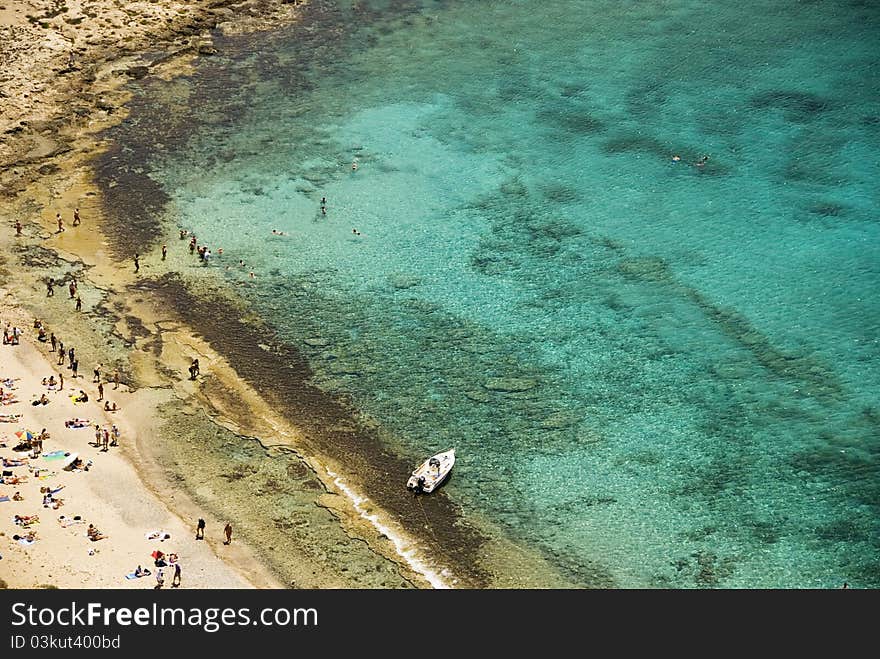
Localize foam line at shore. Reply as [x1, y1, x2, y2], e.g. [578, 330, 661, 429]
[326, 468, 453, 589]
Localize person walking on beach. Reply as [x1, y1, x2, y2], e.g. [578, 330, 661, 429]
[134, 254, 140, 273]
[94, 424, 102, 448]
[102, 428, 109, 452]
[75, 296, 82, 312]
[97, 381, 104, 401]
[196, 517, 205, 540]
[46, 278, 55, 297]
[56, 213, 64, 233]
[57, 341, 65, 365]
[171, 562, 182, 588]
[110, 424, 119, 447]
[154, 567, 165, 590]
[162, 244, 167, 261]
[71, 360, 79, 379]
[72, 208, 81, 226]
[15, 220, 22, 236]
[94, 365, 102, 383]
[68, 347, 75, 367]
[113, 370, 120, 390]
[50, 333, 56, 352]
[58, 372, 63, 391]
[223, 522, 233, 545]
[68, 279, 76, 299]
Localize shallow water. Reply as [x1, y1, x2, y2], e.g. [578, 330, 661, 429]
[108, 0, 879, 587]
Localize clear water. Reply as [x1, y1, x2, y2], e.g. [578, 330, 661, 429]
[138, 0, 879, 587]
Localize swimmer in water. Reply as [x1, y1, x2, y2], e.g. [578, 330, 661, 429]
[672, 155, 681, 162]
[351, 160, 358, 171]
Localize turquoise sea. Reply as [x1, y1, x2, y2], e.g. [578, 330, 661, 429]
[106, 0, 879, 587]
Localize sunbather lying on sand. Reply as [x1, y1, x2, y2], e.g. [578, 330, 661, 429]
[14, 514, 39, 526]
[2, 457, 28, 467]
[0, 475, 27, 485]
[58, 514, 84, 528]
[65, 418, 91, 428]
[0, 414, 22, 422]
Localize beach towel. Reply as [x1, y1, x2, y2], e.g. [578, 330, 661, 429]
[42, 451, 67, 460]
[124, 569, 151, 580]
[70, 395, 87, 405]
[17, 537, 35, 546]
[0, 496, 10, 503]
[145, 530, 171, 541]
[58, 515, 84, 528]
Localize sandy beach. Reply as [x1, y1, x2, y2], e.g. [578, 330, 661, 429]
[0, 305, 281, 588]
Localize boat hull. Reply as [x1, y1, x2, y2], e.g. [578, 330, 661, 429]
[406, 448, 455, 493]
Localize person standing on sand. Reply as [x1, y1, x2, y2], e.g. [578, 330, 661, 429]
[223, 522, 232, 545]
[155, 568, 165, 590]
[110, 424, 119, 447]
[71, 360, 78, 379]
[50, 333, 56, 352]
[75, 296, 82, 312]
[57, 341, 65, 365]
[72, 208, 81, 226]
[46, 278, 55, 297]
[97, 381, 104, 401]
[15, 220, 22, 236]
[171, 562, 182, 588]
[196, 518, 205, 540]
[68, 279, 76, 299]
[102, 428, 109, 452]
[162, 244, 167, 261]
[94, 365, 102, 383]
[56, 213, 64, 233]
[58, 372, 63, 391]
[134, 254, 140, 273]
[113, 370, 120, 390]
[94, 424, 102, 448]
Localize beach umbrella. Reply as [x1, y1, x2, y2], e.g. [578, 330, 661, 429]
[15, 429, 34, 441]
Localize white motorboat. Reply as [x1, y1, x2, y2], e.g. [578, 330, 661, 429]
[406, 448, 455, 493]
